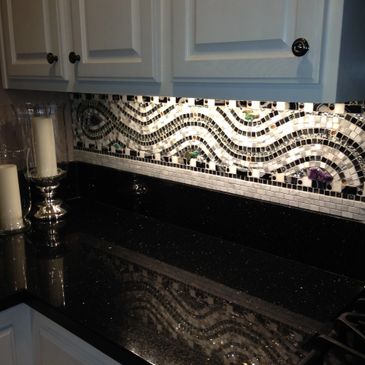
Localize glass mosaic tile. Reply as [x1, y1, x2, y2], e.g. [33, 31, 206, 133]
[71, 94, 365, 221]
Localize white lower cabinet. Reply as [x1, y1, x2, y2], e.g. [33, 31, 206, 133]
[0, 326, 16, 365]
[32, 311, 121, 365]
[0, 305, 121, 365]
[0, 304, 32, 365]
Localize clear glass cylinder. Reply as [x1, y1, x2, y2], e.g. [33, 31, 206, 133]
[0, 104, 29, 152]
[0, 105, 31, 234]
[14, 103, 69, 220]
[15, 103, 69, 178]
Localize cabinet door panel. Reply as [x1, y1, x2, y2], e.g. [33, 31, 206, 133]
[39, 329, 84, 365]
[173, 0, 325, 84]
[195, 0, 288, 44]
[85, 0, 136, 54]
[71, 0, 161, 82]
[0, 0, 68, 80]
[0, 327, 16, 365]
[0, 304, 33, 365]
[33, 311, 121, 365]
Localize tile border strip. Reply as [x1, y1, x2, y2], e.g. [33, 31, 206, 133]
[74, 150, 365, 223]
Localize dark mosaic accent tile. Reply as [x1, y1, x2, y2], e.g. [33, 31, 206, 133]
[289, 102, 299, 110]
[345, 104, 363, 114]
[237, 100, 247, 108]
[214, 99, 226, 106]
[342, 186, 358, 195]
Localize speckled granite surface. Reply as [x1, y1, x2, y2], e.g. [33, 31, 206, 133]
[75, 162, 365, 280]
[0, 162, 365, 364]
[0, 197, 364, 365]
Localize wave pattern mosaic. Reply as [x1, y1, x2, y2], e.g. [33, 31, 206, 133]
[72, 94, 365, 204]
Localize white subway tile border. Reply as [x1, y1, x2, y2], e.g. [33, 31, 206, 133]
[74, 150, 365, 223]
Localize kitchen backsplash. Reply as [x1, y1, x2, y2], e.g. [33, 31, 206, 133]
[71, 94, 365, 223]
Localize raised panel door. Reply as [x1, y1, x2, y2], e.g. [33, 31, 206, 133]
[0, 0, 68, 81]
[0, 327, 16, 365]
[32, 311, 121, 365]
[38, 330, 85, 365]
[172, 0, 326, 84]
[0, 304, 33, 365]
[71, 0, 161, 82]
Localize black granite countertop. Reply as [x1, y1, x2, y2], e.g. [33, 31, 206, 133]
[0, 163, 364, 365]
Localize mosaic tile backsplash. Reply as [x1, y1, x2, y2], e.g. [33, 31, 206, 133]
[71, 95, 365, 222]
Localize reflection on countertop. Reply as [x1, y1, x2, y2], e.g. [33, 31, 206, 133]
[0, 198, 364, 365]
[1, 233, 27, 292]
[64, 234, 310, 365]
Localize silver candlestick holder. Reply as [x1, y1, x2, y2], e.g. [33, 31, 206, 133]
[15, 102, 69, 222]
[28, 168, 67, 221]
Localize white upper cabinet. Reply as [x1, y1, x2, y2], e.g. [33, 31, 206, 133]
[0, 0, 162, 91]
[0, 0, 68, 82]
[0, 0, 365, 101]
[70, 0, 161, 82]
[172, 0, 324, 84]
[171, 0, 365, 102]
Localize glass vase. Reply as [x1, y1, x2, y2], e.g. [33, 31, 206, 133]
[15, 103, 69, 221]
[0, 105, 31, 234]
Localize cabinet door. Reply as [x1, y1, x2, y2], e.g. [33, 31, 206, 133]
[32, 311, 121, 365]
[0, 327, 16, 365]
[173, 0, 325, 84]
[70, 0, 161, 83]
[0, 304, 33, 365]
[0, 0, 68, 81]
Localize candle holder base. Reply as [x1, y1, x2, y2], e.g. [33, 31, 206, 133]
[29, 168, 67, 221]
[0, 218, 31, 236]
[33, 199, 67, 221]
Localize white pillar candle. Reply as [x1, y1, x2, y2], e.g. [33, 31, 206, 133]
[31, 117, 58, 177]
[0, 164, 24, 231]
